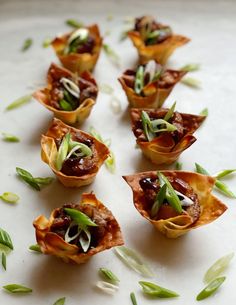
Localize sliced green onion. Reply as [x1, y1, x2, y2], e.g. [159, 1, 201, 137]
[120, 30, 129, 41]
[66, 143, 92, 159]
[180, 63, 200, 72]
[64, 208, 97, 227]
[42, 38, 52, 48]
[109, 96, 122, 114]
[2, 252, 6, 270]
[96, 281, 119, 294]
[59, 99, 73, 111]
[163, 101, 176, 121]
[196, 277, 226, 301]
[214, 169, 236, 179]
[141, 111, 155, 142]
[3, 284, 32, 294]
[66, 19, 84, 28]
[89, 127, 103, 142]
[60, 77, 80, 99]
[151, 184, 167, 217]
[175, 162, 182, 170]
[130, 292, 138, 305]
[181, 77, 201, 88]
[157, 172, 183, 213]
[56, 133, 70, 171]
[1, 132, 20, 142]
[204, 252, 234, 284]
[0, 228, 13, 250]
[114, 246, 154, 277]
[6, 95, 32, 111]
[79, 227, 91, 252]
[139, 281, 179, 298]
[134, 65, 144, 95]
[103, 43, 121, 67]
[0, 192, 19, 204]
[199, 108, 208, 117]
[99, 268, 119, 284]
[53, 297, 66, 305]
[214, 180, 236, 198]
[21, 38, 33, 51]
[33, 177, 54, 185]
[195, 163, 210, 175]
[99, 83, 114, 95]
[16, 167, 40, 190]
[151, 119, 177, 133]
[29, 244, 42, 253]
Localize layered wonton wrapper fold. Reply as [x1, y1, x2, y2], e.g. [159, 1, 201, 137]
[118, 68, 186, 108]
[123, 171, 227, 238]
[41, 118, 109, 187]
[33, 193, 124, 264]
[51, 24, 102, 74]
[33, 63, 97, 126]
[130, 108, 205, 165]
[128, 31, 190, 65]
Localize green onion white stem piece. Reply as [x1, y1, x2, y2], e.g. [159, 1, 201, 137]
[1, 132, 20, 142]
[2, 252, 6, 270]
[21, 38, 33, 51]
[196, 277, 226, 301]
[60, 78, 80, 98]
[29, 244, 42, 253]
[163, 101, 176, 121]
[143, 60, 156, 83]
[99, 83, 114, 95]
[130, 292, 138, 305]
[0, 192, 19, 204]
[79, 227, 91, 252]
[103, 43, 121, 67]
[99, 268, 119, 284]
[53, 297, 66, 305]
[66, 19, 84, 28]
[180, 63, 200, 72]
[134, 66, 144, 95]
[199, 108, 208, 117]
[204, 252, 234, 283]
[3, 284, 32, 294]
[139, 281, 179, 298]
[175, 190, 194, 206]
[109, 96, 122, 114]
[114, 246, 154, 277]
[6, 95, 32, 111]
[181, 77, 201, 88]
[96, 281, 119, 294]
[68, 28, 89, 45]
[0, 228, 13, 250]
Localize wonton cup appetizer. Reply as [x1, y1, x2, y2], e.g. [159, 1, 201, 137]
[41, 118, 109, 187]
[128, 16, 190, 65]
[33, 193, 124, 263]
[33, 63, 98, 125]
[51, 25, 102, 74]
[118, 60, 186, 108]
[130, 106, 205, 165]
[123, 171, 227, 238]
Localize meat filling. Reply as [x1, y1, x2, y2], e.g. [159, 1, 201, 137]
[139, 175, 200, 223]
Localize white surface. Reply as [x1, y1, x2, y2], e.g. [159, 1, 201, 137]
[0, 0, 236, 304]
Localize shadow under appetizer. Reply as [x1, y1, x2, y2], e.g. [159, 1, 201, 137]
[130, 104, 205, 165]
[33, 193, 123, 263]
[128, 16, 189, 65]
[118, 60, 186, 108]
[123, 171, 227, 238]
[51, 25, 102, 74]
[41, 118, 109, 187]
[33, 63, 98, 125]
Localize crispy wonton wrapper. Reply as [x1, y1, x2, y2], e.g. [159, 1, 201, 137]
[33, 63, 97, 126]
[41, 118, 109, 187]
[118, 69, 186, 108]
[130, 108, 205, 165]
[51, 24, 102, 74]
[128, 31, 190, 65]
[33, 193, 124, 263]
[123, 171, 227, 238]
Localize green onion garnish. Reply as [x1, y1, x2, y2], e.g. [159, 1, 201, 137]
[175, 162, 183, 170]
[163, 101, 176, 121]
[21, 38, 33, 52]
[103, 43, 121, 68]
[204, 252, 234, 284]
[214, 169, 236, 179]
[180, 63, 200, 72]
[66, 19, 84, 28]
[99, 83, 114, 95]
[2, 252, 6, 270]
[0, 228, 13, 250]
[42, 38, 52, 48]
[157, 172, 183, 214]
[64, 208, 97, 227]
[196, 277, 226, 301]
[151, 184, 167, 217]
[1, 132, 20, 142]
[181, 77, 201, 88]
[29, 244, 42, 253]
[99, 268, 119, 284]
[130, 292, 138, 305]
[3, 284, 32, 294]
[114, 246, 154, 277]
[6, 95, 32, 111]
[139, 281, 179, 298]
[0, 192, 19, 204]
[59, 99, 73, 111]
[134, 66, 144, 95]
[199, 108, 208, 116]
[96, 281, 119, 294]
[53, 297, 66, 305]
[16, 167, 54, 191]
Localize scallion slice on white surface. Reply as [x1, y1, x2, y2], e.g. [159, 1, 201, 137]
[96, 281, 119, 294]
